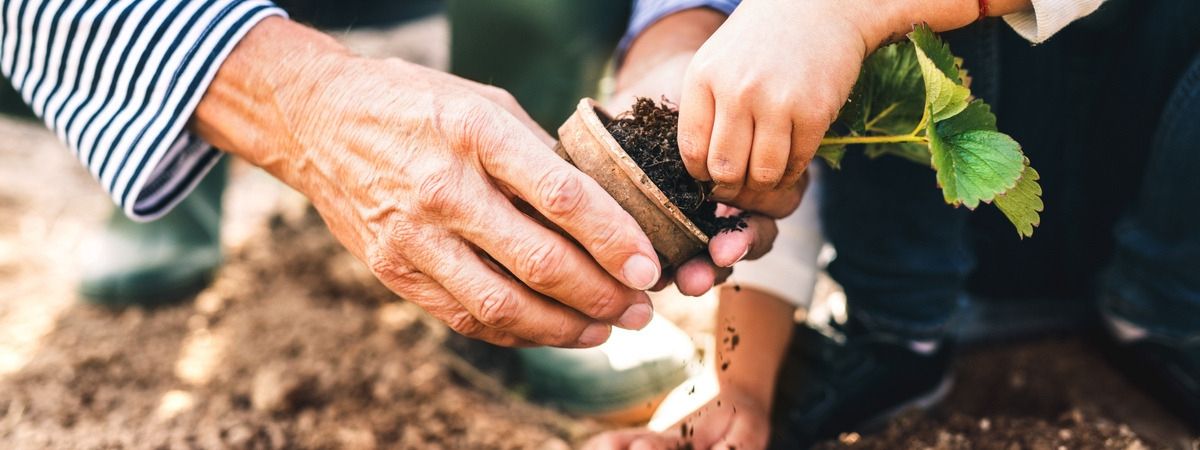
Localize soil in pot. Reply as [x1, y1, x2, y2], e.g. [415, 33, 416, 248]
[605, 98, 747, 237]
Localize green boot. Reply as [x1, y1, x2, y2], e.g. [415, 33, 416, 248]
[518, 315, 697, 423]
[78, 159, 227, 307]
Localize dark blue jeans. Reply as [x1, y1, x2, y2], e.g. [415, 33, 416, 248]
[821, 1, 1200, 340]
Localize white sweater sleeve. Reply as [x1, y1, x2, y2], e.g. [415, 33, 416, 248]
[1003, 0, 1105, 43]
[728, 166, 826, 309]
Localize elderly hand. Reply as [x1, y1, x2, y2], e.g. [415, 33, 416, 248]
[194, 17, 664, 348]
[613, 8, 804, 296]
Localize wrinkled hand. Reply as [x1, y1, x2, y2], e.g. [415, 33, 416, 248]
[612, 9, 804, 296]
[677, 0, 870, 200]
[583, 391, 770, 450]
[197, 18, 664, 348]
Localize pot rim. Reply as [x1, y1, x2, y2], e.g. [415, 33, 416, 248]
[575, 98, 709, 245]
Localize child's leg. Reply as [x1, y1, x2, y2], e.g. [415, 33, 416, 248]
[1103, 50, 1200, 342]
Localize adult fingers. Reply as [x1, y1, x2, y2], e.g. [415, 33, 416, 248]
[678, 73, 715, 182]
[674, 256, 731, 297]
[405, 234, 612, 348]
[480, 127, 662, 292]
[453, 190, 654, 330]
[371, 262, 535, 347]
[745, 113, 792, 192]
[706, 103, 753, 201]
[709, 214, 778, 267]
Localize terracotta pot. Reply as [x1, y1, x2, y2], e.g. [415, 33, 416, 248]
[555, 98, 708, 268]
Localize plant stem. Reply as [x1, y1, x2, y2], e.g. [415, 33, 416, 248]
[820, 134, 928, 145]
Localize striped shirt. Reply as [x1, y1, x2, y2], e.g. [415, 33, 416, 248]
[1, 0, 285, 221]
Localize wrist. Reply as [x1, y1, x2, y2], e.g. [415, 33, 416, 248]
[619, 8, 725, 89]
[193, 17, 355, 189]
[832, 0, 1034, 50]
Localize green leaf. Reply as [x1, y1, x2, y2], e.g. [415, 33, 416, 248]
[816, 144, 847, 169]
[994, 162, 1043, 238]
[928, 101, 1025, 209]
[908, 24, 970, 122]
[838, 43, 925, 136]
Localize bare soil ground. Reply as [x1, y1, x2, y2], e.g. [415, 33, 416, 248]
[1, 15, 1197, 450]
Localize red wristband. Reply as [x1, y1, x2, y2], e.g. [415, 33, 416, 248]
[978, 0, 990, 21]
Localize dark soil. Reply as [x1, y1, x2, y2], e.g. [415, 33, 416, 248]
[813, 338, 1193, 450]
[606, 98, 746, 237]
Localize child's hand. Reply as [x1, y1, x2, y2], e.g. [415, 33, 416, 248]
[677, 0, 881, 201]
[582, 390, 771, 450]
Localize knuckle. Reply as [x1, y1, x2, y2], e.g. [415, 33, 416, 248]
[708, 156, 744, 184]
[416, 173, 462, 214]
[477, 285, 520, 329]
[583, 289, 623, 320]
[518, 240, 565, 292]
[366, 239, 422, 287]
[536, 167, 586, 218]
[547, 314, 583, 347]
[748, 167, 785, 189]
[677, 130, 707, 162]
[734, 77, 766, 100]
[589, 219, 629, 257]
[446, 310, 486, 338]
[439, 99, 500, 154]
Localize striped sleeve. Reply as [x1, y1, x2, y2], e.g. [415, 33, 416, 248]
[0, 0, 286, 221]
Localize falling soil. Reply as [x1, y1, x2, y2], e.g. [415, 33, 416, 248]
[606, 98, 746, 237]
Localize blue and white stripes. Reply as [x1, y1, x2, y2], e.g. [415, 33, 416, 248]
[1, 0, 285, 220]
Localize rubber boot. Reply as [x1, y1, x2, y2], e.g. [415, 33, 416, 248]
[517, 315, 697, 424]
[78, 159, 227, 307]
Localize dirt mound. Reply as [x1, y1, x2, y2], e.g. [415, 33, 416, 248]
[0, 210, 598, 449]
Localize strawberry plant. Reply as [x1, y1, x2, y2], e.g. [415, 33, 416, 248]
[817, 25, 1043, 237]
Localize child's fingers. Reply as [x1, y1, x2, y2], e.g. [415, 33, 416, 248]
[779, 108, 824, 187]
[674, 256, 727, 296]
[581, 430, 670, 450]
[746, 113, 792, 192]
[726, 178, 805, 219]
[707, 104, 753, 201]
[715, 415, 771, 450]
[678, 74, 716, 182]
[709, 214, 778, 267]
[700, 102, 748, 200]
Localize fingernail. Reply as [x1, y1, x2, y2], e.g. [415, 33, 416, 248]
[577, 322, 611, 347]
[616, 303, 653, 330]
[622, 254, 660, 290]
